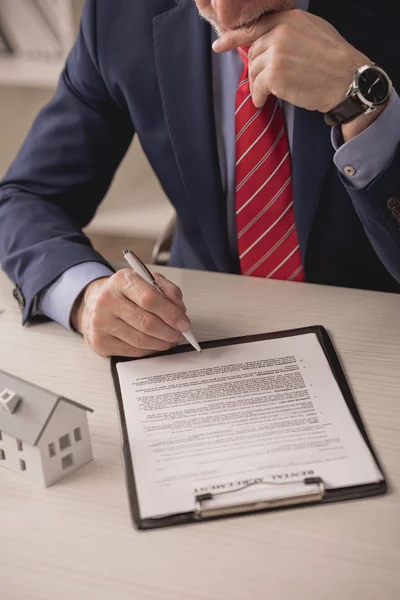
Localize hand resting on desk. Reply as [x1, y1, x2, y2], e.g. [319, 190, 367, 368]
[70, 269, 191, 357]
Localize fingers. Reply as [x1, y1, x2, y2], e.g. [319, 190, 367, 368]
[153, 272, 186, 311]
[84, 306, 178, 358]
[251, 78, 271, 108]
[248, 51, 272, 107]
[111, 318, 176, 352]
[118, 298, 183, 344]
[89, 333, 158, 359]
[213, 15, 277, 109]
[118, 270, 191, 333]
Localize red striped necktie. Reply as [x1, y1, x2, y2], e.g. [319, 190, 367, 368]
[235, 46, 305, 281]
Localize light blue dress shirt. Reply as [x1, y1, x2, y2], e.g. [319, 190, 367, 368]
[39, 0, 400, 330]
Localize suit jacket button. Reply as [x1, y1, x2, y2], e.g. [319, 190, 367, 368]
[387, 197, 400, 226]
[344, 165, 356, 177]
[12, 287, 25, 310]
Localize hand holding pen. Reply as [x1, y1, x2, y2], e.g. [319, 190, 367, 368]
[123, 250, 201, 352]
[70, 250, 201, 357]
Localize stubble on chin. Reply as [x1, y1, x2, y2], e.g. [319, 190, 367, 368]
[197, 1, 297, 36]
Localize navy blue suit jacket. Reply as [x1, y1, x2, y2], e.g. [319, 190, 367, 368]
[1, 0, 400, 324]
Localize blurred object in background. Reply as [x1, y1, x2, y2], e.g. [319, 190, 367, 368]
[0, 22, 11, 54]
[0, 1, 174, 266]
[35, 0, 75, 53]
[0, 0, 74, 86]
[0, 0, 74, 59]
[151, 215, 176, 266]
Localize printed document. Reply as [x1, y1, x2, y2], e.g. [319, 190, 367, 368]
[116, 333, 383, 519]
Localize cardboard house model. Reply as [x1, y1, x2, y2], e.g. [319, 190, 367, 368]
[0, 369, 93, 487]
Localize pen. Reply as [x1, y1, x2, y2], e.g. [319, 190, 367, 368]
[123, 249, 202, 353]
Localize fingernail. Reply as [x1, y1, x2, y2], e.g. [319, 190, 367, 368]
[212, 39, 221, 51]
[177, 317, 191, 333]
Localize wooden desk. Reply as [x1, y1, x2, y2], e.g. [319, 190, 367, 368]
[1, 267, 399, 600]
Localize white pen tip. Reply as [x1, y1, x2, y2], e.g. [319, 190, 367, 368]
[182, 331, 202, 353]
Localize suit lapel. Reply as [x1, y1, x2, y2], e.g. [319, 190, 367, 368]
[153, 0, 232, 272]
[292, 0, 375, 260]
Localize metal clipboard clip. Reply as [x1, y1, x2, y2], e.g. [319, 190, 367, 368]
[194, 477, 325, 519]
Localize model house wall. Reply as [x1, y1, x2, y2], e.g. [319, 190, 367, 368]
[37, 400, 93, 487]
[0, 430, 45, 485]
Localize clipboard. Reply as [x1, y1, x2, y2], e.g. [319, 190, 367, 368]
[111, 325, 387, 530]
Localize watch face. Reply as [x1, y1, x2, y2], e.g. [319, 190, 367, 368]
[358, 67, 390, 105]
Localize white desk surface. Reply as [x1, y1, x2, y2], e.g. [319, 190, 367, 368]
[0, 267, 399, 600]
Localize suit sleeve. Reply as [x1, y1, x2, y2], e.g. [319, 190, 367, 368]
[0, 0, 134, 324]
[332, 93, 400, 284]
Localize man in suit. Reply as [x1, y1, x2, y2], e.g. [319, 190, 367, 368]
[0, 0, 399, 358]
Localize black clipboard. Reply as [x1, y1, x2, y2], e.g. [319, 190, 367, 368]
[111, 325, 387, 530]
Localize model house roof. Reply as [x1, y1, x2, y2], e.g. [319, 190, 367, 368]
[0, 369, 93, 446]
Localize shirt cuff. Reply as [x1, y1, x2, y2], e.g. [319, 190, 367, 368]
[332, 89, 400, 189]
[38, 262, 113, 331]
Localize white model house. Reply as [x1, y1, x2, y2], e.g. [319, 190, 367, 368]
[0, 369, 93, 487]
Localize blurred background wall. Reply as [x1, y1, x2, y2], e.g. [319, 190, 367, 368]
[0, 0, 173, 264]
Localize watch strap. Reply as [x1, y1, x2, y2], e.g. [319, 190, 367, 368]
[324, 95, 366, 127]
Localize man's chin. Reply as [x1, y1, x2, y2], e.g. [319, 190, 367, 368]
[201, 14, 266, 38]
[198, 2, 297, 36]
[197, 10, 224, 35]
[199, 14, 257, 37]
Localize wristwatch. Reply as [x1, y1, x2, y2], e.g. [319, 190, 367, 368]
[324, 63, 392, 127]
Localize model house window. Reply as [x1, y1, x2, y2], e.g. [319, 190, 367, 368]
[61, 454, 74, 470]
[74, 427, 82, 442]
[59, 433, 71, 451]
[0, 449, 5, 460]
[48, 443, 56, 458]
[17, 439, 23, 451]
[19, 459, 26, 471]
